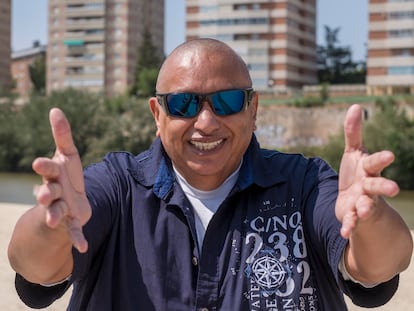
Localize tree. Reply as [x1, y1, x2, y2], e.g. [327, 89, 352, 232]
[0, 90, 157, 172]
[16, 89, 103, 170]
[82, 95, 156, 164]
[136, 68, 159, 97]
[130, 28, 164, 97]
[317, 26, 366, 84]
[0, 98, 23, 171]
[29, 53, 46, 94]
[363, 99, 414, 189]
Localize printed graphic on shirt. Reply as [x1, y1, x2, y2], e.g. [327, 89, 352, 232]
[243, 198, 320, 310]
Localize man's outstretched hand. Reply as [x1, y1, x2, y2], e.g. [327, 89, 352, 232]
[335, 104, 399, 239]
[32, 108, 91, 253]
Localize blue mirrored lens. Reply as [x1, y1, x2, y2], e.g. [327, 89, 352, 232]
[164, 89, 247, 118]
[211, 90, 245, 116]
[166, 93, 200, 117]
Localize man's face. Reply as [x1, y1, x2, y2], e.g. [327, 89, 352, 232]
[149, 49, 258, 190]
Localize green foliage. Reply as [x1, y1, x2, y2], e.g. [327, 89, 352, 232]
[300, 98, 414, 189]
[0, 98, 23, 171]
[285, 135, 344, 173]
[363, 98, 414, 189]
[130, 28, 164, 97]
[320, 83, 330, 102]
[289, 96, 325, 108]
[82, 96, 156, 164]
[29, 53, 46, 95]
[14, 89, 103, 169]
[3, 90, 414, 191]
[318, 134, 344, 172]
[317, 26, 366, 84]
[136, 68, 159, 97]
[0, 89, 156, 172]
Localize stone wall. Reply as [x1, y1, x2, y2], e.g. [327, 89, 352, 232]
[255, 103, 377, 150]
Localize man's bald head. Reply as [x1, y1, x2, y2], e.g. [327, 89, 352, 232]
[156, 38, 252, 93]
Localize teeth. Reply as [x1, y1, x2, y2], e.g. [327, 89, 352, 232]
[191, 139, 223, 151]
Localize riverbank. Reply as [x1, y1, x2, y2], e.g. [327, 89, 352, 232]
[1, 203, 413, 310]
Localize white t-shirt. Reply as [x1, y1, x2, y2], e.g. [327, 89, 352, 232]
[173, 162, 241, 250]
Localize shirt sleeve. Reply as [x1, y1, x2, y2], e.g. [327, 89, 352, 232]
[71, 157, 121, 281]
[15, 273, 70, 309]
[341, 274, 399, 308]
[304, 157, 400, 307]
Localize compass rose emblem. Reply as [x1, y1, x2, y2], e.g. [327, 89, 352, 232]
[251, 255, 288, 291]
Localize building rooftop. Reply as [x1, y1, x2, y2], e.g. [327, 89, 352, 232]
[12, 45, 47, 60]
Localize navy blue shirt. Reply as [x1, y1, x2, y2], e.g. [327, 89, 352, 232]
[16, 136, 398, 310]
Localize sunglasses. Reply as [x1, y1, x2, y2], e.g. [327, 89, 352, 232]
[156, 88, 255, 118]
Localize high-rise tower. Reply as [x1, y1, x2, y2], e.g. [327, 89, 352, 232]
[186, 0, 317, 95]
[0, 0, 12, 92]
[47, 0, 164, 96]
[367, 0, 414, 95]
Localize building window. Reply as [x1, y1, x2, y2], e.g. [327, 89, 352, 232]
[86, 29, 105, 36]
[393, 49, 413, 56]
[200, 17, 268, 26]
[64, 79, 103, 87]
[213, 34, 233, 41]
[389, 29, 414, 38]
[234, 4, 248, 11]
[67, 3, 104, 11]
[389, 11, 414, 20]
[252, 78, 268, 88]
[388, 66, 414, 75]
[249, 63, 267, 71]
[200, 5, 219, 12]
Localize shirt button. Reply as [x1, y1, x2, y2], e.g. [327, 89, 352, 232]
[200, 308, 209, 311]
[192, 256, 198, 266]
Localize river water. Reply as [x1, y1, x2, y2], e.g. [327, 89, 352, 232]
[0, 173, 413, 228]
[0, 173, 40, 205]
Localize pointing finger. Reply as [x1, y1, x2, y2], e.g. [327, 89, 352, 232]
[32, 158, 60, 180]
[363, 176, 400, 198]
[48, 108, 85, 194]
[45, 200, 69, 228]
[34, 182, 63, 207]
[363, 150, 395, 176]
[344, 104, 363, 152]
[340, 209, 358, 239]
[49, 108, 78, 156]
[66, 217, 88, 253]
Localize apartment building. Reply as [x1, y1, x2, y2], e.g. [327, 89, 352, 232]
[47, 0, 164, 96]
[11, 45, 47, 98]
[0, 0, 12, 92]
[367, 0, 414, 95]
[186, 0, 317, 95]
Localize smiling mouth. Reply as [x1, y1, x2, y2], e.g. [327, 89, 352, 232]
[190, 139, 224, 151]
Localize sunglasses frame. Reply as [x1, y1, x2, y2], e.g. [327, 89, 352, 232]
[156, 88, 255, 118]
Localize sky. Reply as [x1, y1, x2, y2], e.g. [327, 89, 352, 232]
[11, 0, 368, 61]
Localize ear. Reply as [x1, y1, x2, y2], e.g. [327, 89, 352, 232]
[149, 97, 161, 136]
[250, 91, 259, 131]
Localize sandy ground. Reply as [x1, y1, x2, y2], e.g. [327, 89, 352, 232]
[1, 203, 413, 310]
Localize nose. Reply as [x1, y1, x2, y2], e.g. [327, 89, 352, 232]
[194, 101, 220, 133]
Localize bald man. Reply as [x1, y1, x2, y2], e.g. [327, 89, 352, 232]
[9, 39, 412, 310]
